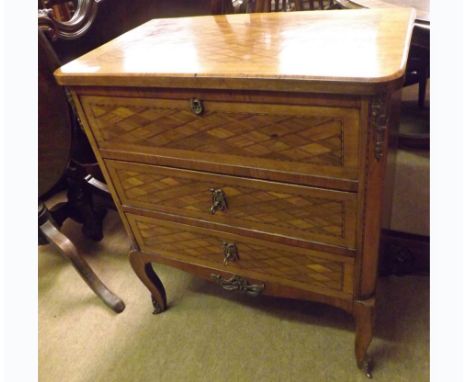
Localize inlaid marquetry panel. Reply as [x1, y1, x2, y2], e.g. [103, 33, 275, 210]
[56, 10, 416, 91]
[82, 96, 360, 181]
[107, 160, 357, 248]
[128, 214, 354, 297]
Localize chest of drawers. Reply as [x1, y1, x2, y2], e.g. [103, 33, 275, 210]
[55, 8, 414, 377]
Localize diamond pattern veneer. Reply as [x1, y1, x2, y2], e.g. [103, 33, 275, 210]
[55, 9, 415, 376]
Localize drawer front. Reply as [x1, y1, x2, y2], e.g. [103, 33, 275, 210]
[128, 214, 354, 298]
[82, 96, 361, 182]
[107, 160, 358, 249]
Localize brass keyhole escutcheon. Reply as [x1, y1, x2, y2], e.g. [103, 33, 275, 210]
[223, 242, 239, 265]
[190, 98, 204, 115]
[210, 188, 228, 214]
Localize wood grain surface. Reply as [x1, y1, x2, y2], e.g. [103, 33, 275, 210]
[55, 9, 415, 93]
[81, 95, 361, 183]
[128, 213, 355, 298]
[107, 160, 358, 248]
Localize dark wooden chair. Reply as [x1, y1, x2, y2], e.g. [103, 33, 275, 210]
[38, 1, 125, 313]
[211, 0, 334, 13]
[405, 27, 430, 109]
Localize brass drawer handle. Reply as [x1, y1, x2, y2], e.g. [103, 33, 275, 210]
[210, 188, 228, 214]
[210, 274, 264, 296]
[190, 98, 204, 115]
[223, 242, 239, 265]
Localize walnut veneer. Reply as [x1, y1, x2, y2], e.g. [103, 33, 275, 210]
[55, 8, 415, 377]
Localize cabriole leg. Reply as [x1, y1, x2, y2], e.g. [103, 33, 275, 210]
[354, 298, 375, 378]
[129, 249, 167, 314]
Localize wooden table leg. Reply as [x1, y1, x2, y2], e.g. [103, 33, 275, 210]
[353, 298, 375, 378]
[39, 206, 125, 313]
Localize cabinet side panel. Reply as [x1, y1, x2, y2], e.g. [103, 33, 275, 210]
[70, 90, 137, 246]
[381, 89, 401, 229]
[357, 95, 393, 298]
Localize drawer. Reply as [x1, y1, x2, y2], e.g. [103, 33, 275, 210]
[107, 160, 358, 249]
[127, 213, 354, 298]
[81, 95, 361, 184]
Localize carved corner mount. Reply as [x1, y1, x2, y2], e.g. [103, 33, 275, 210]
[370, 94, 390, 161]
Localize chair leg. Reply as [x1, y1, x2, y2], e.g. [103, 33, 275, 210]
[39, 216, 125, 313]
[418, 68, 428, 109]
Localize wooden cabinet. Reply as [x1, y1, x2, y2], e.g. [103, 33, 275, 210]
[55, 8, 415, 377]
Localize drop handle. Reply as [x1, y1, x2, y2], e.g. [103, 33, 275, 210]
[209, 188, 228, 214]
[222, 242, 239, 265]
[210, 274, 264, 296]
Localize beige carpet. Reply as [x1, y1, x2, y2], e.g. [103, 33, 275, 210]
[390, 149, 429, 236]
[39, 205, 429, 382]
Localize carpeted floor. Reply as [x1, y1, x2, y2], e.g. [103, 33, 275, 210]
[390, 149, 429, 236]
[39, 204, 429, 382]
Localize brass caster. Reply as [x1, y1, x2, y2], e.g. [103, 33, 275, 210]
[359, 356, 373, 379]
[151, 295, 164, 314]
